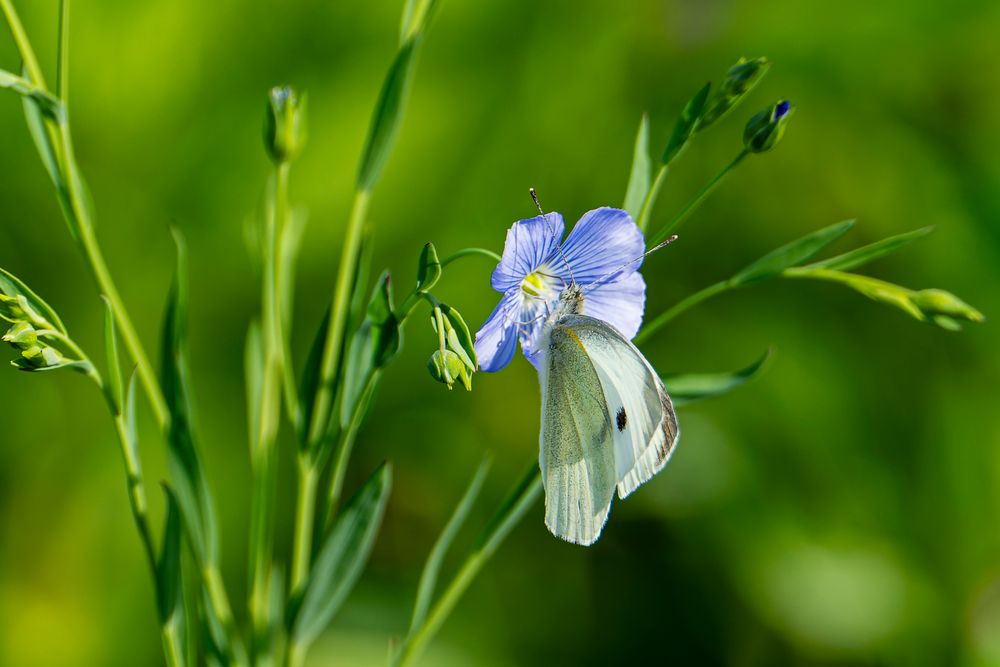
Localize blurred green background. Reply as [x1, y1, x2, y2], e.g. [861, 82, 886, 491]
[1, 0, 998, 665]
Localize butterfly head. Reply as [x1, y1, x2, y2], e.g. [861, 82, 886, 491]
[553, 282, 585, 318]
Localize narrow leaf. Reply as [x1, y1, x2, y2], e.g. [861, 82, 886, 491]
[410, 457, 491, 633]
[0, 267, 67, 332]
[730, 220, 855, 286]
[801, 226, 934, 272]
[400, 0, 439, 43]
[662, 348, 773, 406]
[357, 41, 418, 190]
[622, 114, 651, 220]
[157, 486, 185, 624]
[291, 462, 392, 649]
[102, 296, 123, 414]
[297, 305, 331, 446]
[160, 229, 219, 569]
[662, 82, 711, 165]
[340, 272, 400, 427]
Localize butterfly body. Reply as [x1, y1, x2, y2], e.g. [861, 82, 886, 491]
[538, 283, 679, 545]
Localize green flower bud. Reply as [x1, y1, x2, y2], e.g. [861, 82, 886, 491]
[3, 321, 37, 350]
[427, 349, 471, 390]
[744, 100, 793, 153]
[416, 242, 442, 292]
[13, 344, 65, 370]
[911, 289, 984, 325]
[264, 86, 307, 164]
[700, 56, 770, 129]
[0, 294, 26, 323]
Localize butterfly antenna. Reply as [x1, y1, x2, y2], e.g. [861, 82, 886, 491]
[530, 187, 576, 286]
[581, 234, 679, 294]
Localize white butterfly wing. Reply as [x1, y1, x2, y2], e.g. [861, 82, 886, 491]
[557, 314, 679, 499]
[540, 323, 617, 545]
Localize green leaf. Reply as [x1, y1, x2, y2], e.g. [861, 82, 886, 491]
[297, 306, 331, 446]
[102, 296, 123, 414]
[160, 230, 219, 568]
[357, 40, 418, 190]
[622, 114, 651, 220]
[729, 220, 855, 286]
[416, 242, 442, 293]
[1, 68, 60, 117]
[340, 272, 400, 426]
[0, 267, 66, 332]
[400, 0, 439, 43]
[409, 457, 491, 633]
[291, 462, 392, 649]
[662, 349, 773, 406]
[157, 485, 185, 625]
[801, 226, 934, 272]
[662, 82, 711, 165]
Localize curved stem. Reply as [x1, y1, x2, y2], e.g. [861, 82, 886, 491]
[393, 465, 542, 667]
[647, 149, 749, 247]
[439, 247, 500, 268]
[636, 163, 668, 232]
[635, 279, 731, 345]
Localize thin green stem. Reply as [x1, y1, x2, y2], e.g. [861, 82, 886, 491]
[647, 148, 750, 247]
[636, 163, 668, 232]
[56, 0, 69, 103]
[635, 279, 731, 345]
[394, 465, 542, 667]
[0, 0, 46, 87]
[204, 564, 247, 667]
[290, 457, 319, 595]
[74, 190, 169, 426]
[249, 162, 288, 647]
[323, 370, 379, 530]
[306, 189, 371, 450]
[439, 247, 500, 268]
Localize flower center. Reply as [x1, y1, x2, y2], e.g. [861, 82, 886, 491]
[520, 271, 548, 297]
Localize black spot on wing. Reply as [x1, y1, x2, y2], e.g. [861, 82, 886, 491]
[616, 406, 627, 432]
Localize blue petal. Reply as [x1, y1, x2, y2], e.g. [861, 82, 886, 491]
[582, 271, 646, 340]
[490, 213, 565, 292]
[518, 295, 555, 371]
[474, 288, 521, 372]
[558, 208, 645, 284]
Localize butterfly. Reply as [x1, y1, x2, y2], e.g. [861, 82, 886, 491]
[536, 274, 679, 546]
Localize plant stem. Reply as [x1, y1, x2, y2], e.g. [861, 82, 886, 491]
[439, 247, 501, 268]
[290, 457, 319, 594]
[249, 161, 289, 649]
[635, 279, 731, 345]
[3, 2, 168, 426]
[647, 148, 750, 247]
[636, 163, 669, 232]
[0, 0, 46, 87]
[56, 0, 69, 103]
[393, 465, 542, 667]
[305, 189, 371, 450]
[72, 179, 169, 426]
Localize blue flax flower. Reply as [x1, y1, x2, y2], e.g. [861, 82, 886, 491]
[475, 207, 646, 371]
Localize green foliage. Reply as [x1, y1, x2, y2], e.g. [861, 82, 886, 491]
[290, 462, 392, 650]
[357, 41, 419, 191]
[729, 220, 856, 286]
[663, 349, 773, 406]
[662, 82, 711, 165]
[622, 114, 651, 220]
